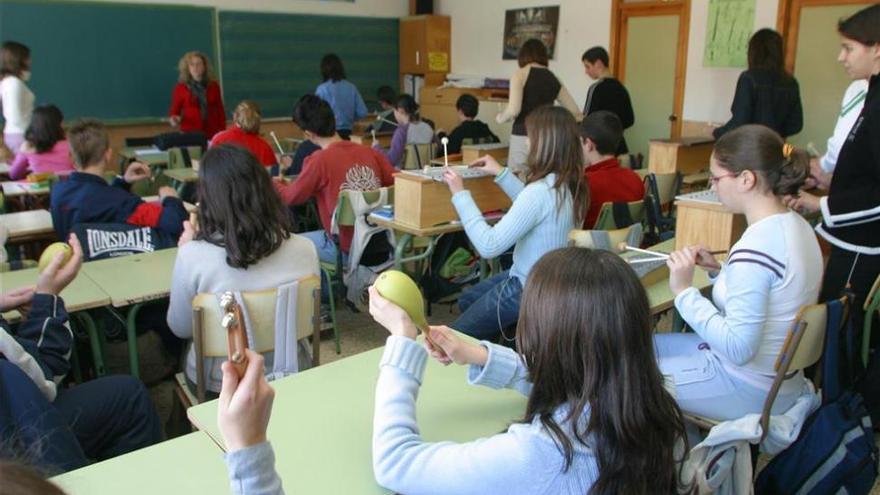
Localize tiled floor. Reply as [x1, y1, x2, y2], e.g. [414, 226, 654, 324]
[102, 303, 880, 492]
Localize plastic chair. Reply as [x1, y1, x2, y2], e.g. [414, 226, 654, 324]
[862, 274, 880, 367]
[684, 302, 829, 441]
[401, 143, 434, 170]
[592, 199, 646, 231]
[174, 276, 321, 406]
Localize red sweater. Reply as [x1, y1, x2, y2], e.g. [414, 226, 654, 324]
[584, 157, 646, 228]
[274, 141, 396, 252]
[168, 81, 226, 139]
[211, 126, 277, 166]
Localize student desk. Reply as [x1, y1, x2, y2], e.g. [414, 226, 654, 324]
[1, 209, 54, 242]
[0, 162, 9, 178]
[80, 248, 178, 378]
[119, 147, 169, 167]
[1, 267, 112, 376]
[159, 167, 198, 195]
[1, 180, 50, 198]
[188, 343, 527, 495]
[52, 432, 232, 495]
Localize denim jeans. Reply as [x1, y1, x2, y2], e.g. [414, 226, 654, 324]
[301, 230, 349, 266]
[452, 271, 523, 342]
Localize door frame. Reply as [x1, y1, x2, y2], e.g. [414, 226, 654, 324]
[610, 0, 691, 139]
[777, 0, 876, 73]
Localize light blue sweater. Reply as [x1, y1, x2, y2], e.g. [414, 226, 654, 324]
[373, 336, 600, 495]
[451, 169, 575, 284]
[315, 79, 368, 131]
[224, 442, 284, 495]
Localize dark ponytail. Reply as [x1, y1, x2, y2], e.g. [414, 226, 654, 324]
[394, 94, 420, 121]
[713, 124, 807, 196]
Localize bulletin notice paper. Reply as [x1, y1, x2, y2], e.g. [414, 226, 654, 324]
[703, 0, 755, 68]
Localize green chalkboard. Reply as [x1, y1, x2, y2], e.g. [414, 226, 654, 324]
[0, 0, 215, 123]
[219, 11, 398, 119]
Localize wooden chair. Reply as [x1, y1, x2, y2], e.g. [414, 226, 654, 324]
[401, 143, 434, 170]
[684, 303, 828, 441]
[862, 274, 880, 367]
[593, 199, 646, 231]
[174, 275, 322, 406]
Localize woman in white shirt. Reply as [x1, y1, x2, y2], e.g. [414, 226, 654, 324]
[655, 124, 822, 420]
[0, 41, 35, 156]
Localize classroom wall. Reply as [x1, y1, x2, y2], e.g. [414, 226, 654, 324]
[85, 0, 409, 16]
[435, 0, 780, 128]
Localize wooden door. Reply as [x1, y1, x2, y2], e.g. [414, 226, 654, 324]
[611, 1, 690, 158]
[778, 0, 874, 148]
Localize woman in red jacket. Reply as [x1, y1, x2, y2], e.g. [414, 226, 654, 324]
[168, 51, 225, 139]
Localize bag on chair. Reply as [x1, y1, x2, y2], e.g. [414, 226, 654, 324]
[755, 297, 878, 495]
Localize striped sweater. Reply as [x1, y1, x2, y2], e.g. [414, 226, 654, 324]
[674, 211, 822, 385]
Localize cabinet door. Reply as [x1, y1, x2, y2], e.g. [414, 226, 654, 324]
[400, 18, 425, 74]
[424, 16, 451, 73]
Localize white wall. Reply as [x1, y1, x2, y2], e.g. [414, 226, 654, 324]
[683, 0, 779, 123]
[436, 0, 610, 107]
[437, 0, 781, 125]
[85, 0, 408, 17]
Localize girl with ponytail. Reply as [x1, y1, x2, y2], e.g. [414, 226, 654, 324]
[656, 124, 823, 420]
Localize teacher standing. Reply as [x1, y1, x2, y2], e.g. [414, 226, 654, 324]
[168, 51, 225, 139]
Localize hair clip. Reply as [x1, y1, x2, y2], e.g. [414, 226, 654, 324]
[782, 143, 794, 159]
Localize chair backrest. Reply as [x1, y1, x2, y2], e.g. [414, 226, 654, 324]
[336, 187, 395, 227]
[593, 199, 646, 230]
[568, 224, 642, 252]
[190, 275, 321, 401]
[649, 172, 681, 208]
[124, 136, 156, 148]
[461, 136, 497, 147]
[167, 146, 202, 169]
[402, 143, 433, 170]
[759, 302, 828, 438]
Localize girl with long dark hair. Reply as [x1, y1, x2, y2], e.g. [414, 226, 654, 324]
[441, 105, 587, 341]
[9, 104, 74, 180]
[167, 144, 319, 395]
[712, 29, 803, 139]
[369, 247, 690, 495]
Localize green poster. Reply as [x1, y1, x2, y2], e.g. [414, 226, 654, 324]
[703, 0, 755, 68]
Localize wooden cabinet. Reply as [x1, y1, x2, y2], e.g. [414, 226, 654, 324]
[399, 15, 450, 77]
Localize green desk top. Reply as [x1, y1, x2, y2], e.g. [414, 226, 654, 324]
[80, 248, 178, 307]
[0, 269, 111, 322]
[1, 180, 50, 197]
[51, 432, 231, 495]
[632, 238, 712, 314]
[188, 343, 527, 494]
[120, 147, 169, 166]
[162, 167, 199, 183]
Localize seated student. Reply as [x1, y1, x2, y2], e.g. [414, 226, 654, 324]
[656, 125, 821, 420]
[9, 104, 74, 180]
[168, 145, 318, 395]
[0, 234, 162, 474]
[211, 100, 277, 169]
[218, 349, 284, 495]
[368, 247, 689, 495]
[442, 94, 499, 155]
[440, 105, 587, 341]
[50, 120, 188, 241]
[579, 111, 645, 228]
[372, 94, 434, 169]
[274, 95, 395, 264]
[285, 139, 320, 177]
[366, 85, 399, 134]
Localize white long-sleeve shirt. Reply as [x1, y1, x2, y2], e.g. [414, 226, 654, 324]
[674, 211, 822, 389]
[820, 79, 869, 173]
[0, 75, 34, 135]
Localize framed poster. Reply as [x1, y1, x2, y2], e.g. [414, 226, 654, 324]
[502, 6, 559, 60]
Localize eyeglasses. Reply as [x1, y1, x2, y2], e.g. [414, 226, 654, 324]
[708, 172, 740, 185]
